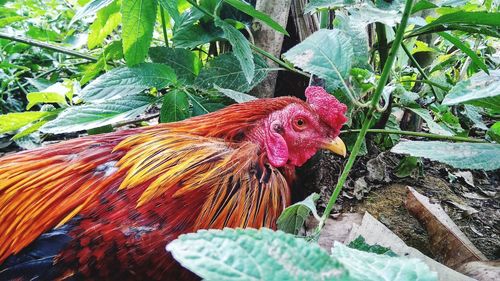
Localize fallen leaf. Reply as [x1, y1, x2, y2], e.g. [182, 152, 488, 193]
[457, 261, 500, 281]
[405, 186, 487, 269]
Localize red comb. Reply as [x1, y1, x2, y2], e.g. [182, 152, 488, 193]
[305, 86, 347, 130]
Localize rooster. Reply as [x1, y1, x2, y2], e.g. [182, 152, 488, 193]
[0, 86, 347, 280]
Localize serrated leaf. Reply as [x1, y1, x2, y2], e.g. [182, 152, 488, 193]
[213, 85, 256, 103]
[277, 193, 320, 235]
[40, 95, 156, 134]
[70, 0, 114, 25]
[0, 111, 52, 134]
[283, 29, 353, 91]
[332, 242, 438, 281]
[160, 89, 190, 123]
[88, 0, 121, 49]
[215, 18, 254, 84]
[149, 47, 202, 83]
[80, 63, 176, 103]
[442, 70, 500, 112]
[195, 53, 268, 93]
[334, 13, 370, 69]
[122, 0, 157, 66]
[391, 141, 500, 171]
[223, 0, 288, 35]
[167, 228, 349, 281]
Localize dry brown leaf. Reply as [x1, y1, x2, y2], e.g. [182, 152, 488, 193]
[405, 186, 487, 269]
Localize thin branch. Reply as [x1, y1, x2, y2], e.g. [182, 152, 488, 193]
[342, 129, 487, 143]
[400, 41, 438, 101]
[114, 113, 160, 128]
[0, 32, 98, 62]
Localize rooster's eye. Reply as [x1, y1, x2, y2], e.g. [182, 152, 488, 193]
[293, 118, 306, 131]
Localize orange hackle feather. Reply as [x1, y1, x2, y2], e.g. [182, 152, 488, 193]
[0, 97, 300, 279]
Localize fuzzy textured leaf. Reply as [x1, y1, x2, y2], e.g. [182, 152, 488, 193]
[332, 242, 438, 281]
[88, 0, 121, 49]
[122, 0, 157, 66]
[391, 141, 500, 171]
[81, 63, 176, 103]
[195, 53, 268, 93]
[149, 47, 202, 83]
[160, 89, 190, 123]
[0, 111, 53, 134]
[167, 228, 349, 281]
[442, 70, 500, 112]
[277, 193, 320, 235]
[213, 85, 256, 103]
[70, 0, 114, 25]
[215, 18, 254, 84]
[40, 95, 156, 134]
[283, 29, 353, 90]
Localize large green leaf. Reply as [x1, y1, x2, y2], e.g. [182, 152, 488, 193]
[160, 89, 190, 123]
[391, 141, 500, 171]
[26, 81, 73, 109]
[215, 18, 254, 84]
[87, 0, 121, 49]
[167, 228, 350, 281]
[149, 47, 202, 83]
[223, 0, 288, 35]
[0, 111, 53, 134]
[122, 0, 157, 66]
[213, 85, 256, 103]
[283, 29, 353, 91]
[304, 0, 353, 14]
[40, 95, 156, 134]
[70, 0, 114, 25]
[334, 13, 370, 69]
[195, 53, 269, 93]
[80, 63, 177, 103]
[332, 242, 437, 281]
[172, 8, 223, 48]
[158, 0, 180, 22]
[442, 70, 500, 112]
[346, 2, 401, 27]
[277, 193, 320, 235]
[412, 11, 500, 36]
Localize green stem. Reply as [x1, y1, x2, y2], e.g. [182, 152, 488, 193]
[342, 129, 486, 143]
[401, 79, 450, 91]
[0, 32, 97, 61]
[160, 7, 169, 47]
[400, 42, 438, 101]
[318, 0, 415, 231]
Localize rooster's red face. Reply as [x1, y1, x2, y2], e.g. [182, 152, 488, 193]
[260, 86, 348, 167]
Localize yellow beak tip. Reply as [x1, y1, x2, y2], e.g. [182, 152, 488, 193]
[322, 137, 347, 157]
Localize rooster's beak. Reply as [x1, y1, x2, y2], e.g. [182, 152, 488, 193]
[322, 137, 346, 157]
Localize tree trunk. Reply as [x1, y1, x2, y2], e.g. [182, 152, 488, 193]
[250, 0, 292, 98]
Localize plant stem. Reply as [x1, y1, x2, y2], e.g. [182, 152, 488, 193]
[401, 79, 450, 91]
[342, 129, 487, 143]
[376, 23, 389, 71]
[0, 32, 97, 62]
[400, 42, 438, 101]
[160, 7, 169, 47]
[318, 0, 415, 231]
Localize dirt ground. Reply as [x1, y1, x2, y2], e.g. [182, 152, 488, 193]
[296, 141, 500, 260]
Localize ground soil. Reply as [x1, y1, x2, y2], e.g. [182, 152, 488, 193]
[295, 140, 500, 260]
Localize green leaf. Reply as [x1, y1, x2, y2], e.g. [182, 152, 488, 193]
[223, 0, 288, 35]
[80, 63, 177, 103]
[27, 92, 67, 110]
[149, 47, 202, 83]
[70, 0, 114, 25]
[347, 236, 397, 256]
[411, 0, 437, 14]
[413, 11, 500, 36]
[487, 122, 500, 143]
[442, 70, 500, 112]
[437, 32, 488, 74]
[158, 0, 180, 22]
[215, 18, 254, 84]
[213, 85, 256, 103]
[195, 53, 269, 93]
[462, 105, 488, 130]
[40, 95, 156, 134]
[0, 15, 25, 28]
[160, 89, 190, 123]
[332, 242, 437, 281]
[304, 0, 353, 14]
[87, 0, 121, 49]
[121, 0, 157, 66]
[407, 107, 453, 136]
[282, 29, 353, 91]
[167, 228, 350, 281]
[391, 141, 500, 171]
[277, 193, 320, 235]
[0, 111, 52, 134]
[334, 13, 370, 69]
[347, 2, 402, 27]
[172, 22, 223, 48]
